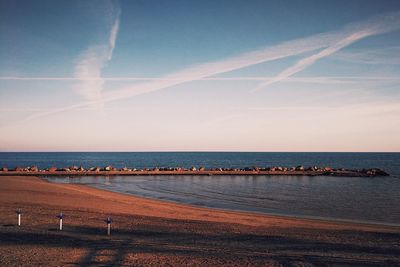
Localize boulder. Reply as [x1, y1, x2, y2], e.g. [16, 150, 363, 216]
[104, 166, 113, 171]
[295, 166, 304, 171]
[70, 166, 79, 171]
[48, 167, 57, 172]
[364, 168, 389, 176]
[30, 166, 39, 172]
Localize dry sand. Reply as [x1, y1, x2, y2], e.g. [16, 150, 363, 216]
[0, 176, 399, 266]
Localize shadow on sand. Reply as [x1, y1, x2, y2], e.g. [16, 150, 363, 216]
[1, 223, 400, 266]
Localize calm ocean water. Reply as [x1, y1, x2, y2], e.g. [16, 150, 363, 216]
[1, 152, 400, 225]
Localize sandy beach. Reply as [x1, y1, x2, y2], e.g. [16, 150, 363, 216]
[0, 176, 399, 266]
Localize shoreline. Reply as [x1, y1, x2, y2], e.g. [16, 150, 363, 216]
[52, 177, 400, 228]
[31, 176, 397, 230]
[1, 176, 399, 265]
[4, 175, 400, 232]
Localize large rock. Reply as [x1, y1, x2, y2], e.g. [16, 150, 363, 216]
[295, 165, 304, 171]
[363, 168, 389, 176]
[48, 167, 57, 172]
[30, 166, 39, 172]
[78, 166, 85, 172]
[104, 166, 113, 171]
[70, 166, 79, 171]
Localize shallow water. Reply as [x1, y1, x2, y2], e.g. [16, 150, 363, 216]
[43, 174, 400, 226]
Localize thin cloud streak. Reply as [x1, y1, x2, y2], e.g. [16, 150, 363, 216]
[73, 3, 120, 103]
[1, 76, 399, 83]
[255, 11, 400, 90]
[107, 17, 120, 60]
[333, 46, 400, 65]
[8, 10, 400, 124]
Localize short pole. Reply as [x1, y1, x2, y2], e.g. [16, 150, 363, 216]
[57, 212, 64, 231]
[106, 217, 112, 236]
[16, 208, 21, 226]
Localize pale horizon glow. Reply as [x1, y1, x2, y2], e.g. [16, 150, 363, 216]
[1, 0, 400, 152]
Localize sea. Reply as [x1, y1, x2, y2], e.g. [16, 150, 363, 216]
[1, 152, 399, 226]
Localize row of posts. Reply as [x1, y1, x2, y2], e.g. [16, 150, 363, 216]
[16, 208, 113, 235]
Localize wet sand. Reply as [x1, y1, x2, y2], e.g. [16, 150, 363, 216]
[0, 176, 399, 266]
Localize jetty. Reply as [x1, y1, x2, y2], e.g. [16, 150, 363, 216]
[0, 166, 389, 177]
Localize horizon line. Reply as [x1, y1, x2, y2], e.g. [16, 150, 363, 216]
[0, 151, 398, 153]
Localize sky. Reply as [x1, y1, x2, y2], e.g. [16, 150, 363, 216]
[0, 0, 400, 152]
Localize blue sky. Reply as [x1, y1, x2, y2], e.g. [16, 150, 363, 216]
[1, 0, 400, 151]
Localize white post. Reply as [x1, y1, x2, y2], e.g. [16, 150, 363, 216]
[59, 218, 63, 230]
[106, 216, 112, 235]
[16, 208, 21, 226]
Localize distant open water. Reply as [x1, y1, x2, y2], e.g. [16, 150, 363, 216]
[1, 152, 399, 225]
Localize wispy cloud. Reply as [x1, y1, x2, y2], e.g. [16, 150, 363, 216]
[333, 46, 400, 65]
[107, 13, 120, 60]
[254, 11, 400, 90]
[73, 2, 120, 103]
[1, 76, 399, 83]
[6, 10, 400, 125]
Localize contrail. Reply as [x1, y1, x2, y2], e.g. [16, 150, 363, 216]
[108, 17, 120, 60]
[254, 11, 400, 90]
[1, 76, 399, 82]
[73, 1, 121, 103]
[8, 10, 400, 124]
